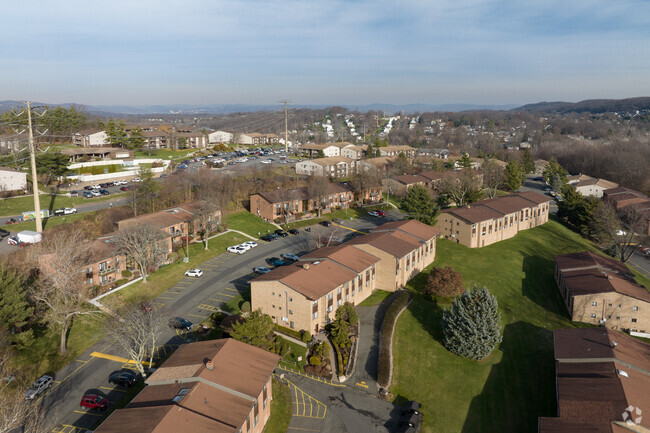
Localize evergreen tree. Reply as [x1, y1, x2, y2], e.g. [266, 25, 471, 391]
[441, 285, 502, 361]
[127, 127, 146, 150]
[365, 143, 374, 159]
[521, 148, 535, 174]
[230, 310, 274, 350]
[503, 160, 524, 191]
[317, 150, 325, 158]
[542, 158, 568, 189]
[400, 184, 439, 225]
[0, 263, 34, 348]
[459, 152, 472, 168]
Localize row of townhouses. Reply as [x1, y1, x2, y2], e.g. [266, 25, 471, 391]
[297, 142, 416, 160]
[249, 182, 382, 222]
[251, 220, 439, 333]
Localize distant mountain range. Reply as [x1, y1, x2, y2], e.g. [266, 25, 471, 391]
[1, 97, 649, 116]
[514, 97, 650, 114]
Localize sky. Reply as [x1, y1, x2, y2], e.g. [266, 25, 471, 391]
[2, 0, 650, 107]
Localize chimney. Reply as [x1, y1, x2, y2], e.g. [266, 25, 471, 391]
[205, 360, 214, 370]
[303, 264, 310, 270]
[612, 341, 618, 348]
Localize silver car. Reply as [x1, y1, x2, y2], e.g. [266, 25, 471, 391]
[25, 375, 54, 400]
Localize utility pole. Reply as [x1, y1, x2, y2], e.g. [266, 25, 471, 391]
[279, 99, 291, 153]
[27, 101, 43, 233]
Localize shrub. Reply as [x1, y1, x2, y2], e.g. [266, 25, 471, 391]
[300, 330, 312, 343]
[121, 269, 133, 278]
[309, 356, 321, 366]
[332, 340, 344, 376]
[425, 266, 464, 297]
[273, 324, 302, 340]
[335, 303, 358, 325]
[115, 278, 127, 286]
[442, 286, 502, 361]
[377, 291, 411, 388]
[278, 337, 290, 357]
[240, 301, 251, 313]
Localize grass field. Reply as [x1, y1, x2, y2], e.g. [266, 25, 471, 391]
[134, 149, 195, 161]
[9, 211, 92, 232]
[264, 379, 292, 433]
[223, 210, 277, 238]
[390, 219, 604, 433]
[358, 289, 392, 306]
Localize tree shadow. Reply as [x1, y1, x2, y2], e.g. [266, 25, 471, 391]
[407, 294, 445, 344]
[461, 321, 556, 433]
[521, 255, 571, 319]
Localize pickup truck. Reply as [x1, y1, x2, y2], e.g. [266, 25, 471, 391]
[53, 208, 77, 216]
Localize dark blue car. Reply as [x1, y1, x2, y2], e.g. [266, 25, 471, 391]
[266, 257, 286, 267]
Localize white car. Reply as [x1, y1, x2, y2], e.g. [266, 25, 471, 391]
[184, 269, 203, 278]
[367, 211, 379, 217]
[242, 241, 258, 248]
[132, 177, 142, 182]
[90, 184, 101, 190]
[260, 160, 271, 164]
[238, 243, 253, 251]
[227, 245, 247, 254]
[115, 180, 127, 186]
[91, 190, 101, 197]
[63, 208, 77, 215]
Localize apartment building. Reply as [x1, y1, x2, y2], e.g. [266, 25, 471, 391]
[348, 220, 439, 291]
[297, 143, 341, 158]
[554, 251, 650, 332]
[249, 183, 354, 221]
[295, 156, 357, 178]
[378, 145, 416, 158]
[357, 156, 398, 176]
[251, 245, 380, 333]
[94, 339, 280, 433]
[208, 130, 234, 143]
[567, 174, 619, 198]
[73, 129, 109, 147]
[438, 191, 551, 248]
[538, 328, 650, 433]
[603, 187, 650, 209]
[340, 145, 368, 160]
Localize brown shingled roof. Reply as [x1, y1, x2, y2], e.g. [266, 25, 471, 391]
[371, 219, 439, 241]
[441, 205, 503, 224]
[393, 174, 428, 185]
[346, 231, 420, 258]
[301, 244, 380, 273]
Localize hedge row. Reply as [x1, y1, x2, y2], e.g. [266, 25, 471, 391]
[377, 291, 411, 388]
[273, 324, 311, 343]
[331, 340, 345, 377]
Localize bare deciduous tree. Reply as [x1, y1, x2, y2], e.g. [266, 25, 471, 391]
[440, 170, 484, 206]
[104, 304, 168, 377]
[482, 158, 505, 199]
[114, 223, 167, 283]
[195, 199, 221, 250]
[31, 230, 102, 355]
[306, 176, 331, 217]
[591, 202, 650, 262]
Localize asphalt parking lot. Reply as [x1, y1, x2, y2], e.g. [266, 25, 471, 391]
[39, 210, 403, 432]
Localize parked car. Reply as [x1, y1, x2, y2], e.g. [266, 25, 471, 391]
[227, 245, 247, 254]
[275, 229, 288, 237]
[280, 253, 299, 262]
[91, 190, 101, 197]
[288, 228, 299, 235]
[99, 183, 109, 188]
[108, 369, 138, 387]
[184, 269, 203, 278]
[83, 185, 93, 191]
[332, 218, 344, 224]
[242, 241, 258, 248]
[160, 174, 168, 178]
[132, 177, 142, 182]
[376, 210, 387, 217]
[80, 393, 109, 410]
[83, 191, 93, 198]
[238, 243, 253, 251]
[120, 186, 132, 191]
[99, 189, 110, 195]
[266, 257, 286, 267]
[168, 317, 193, 331]
[260, 160, 271, 164]
[254, 266, 271, 274]
[0, 229, 10, 239]
[64, 207, 77, 215]
[25, 375, 54, 400]
[4, 218, 17, 225]
[260, 234, 275, 242]
[367, 211, 379, 217]
[320, 220, 332, 227]
[69, 190, 78, 197]
[53, 208, 66, 216]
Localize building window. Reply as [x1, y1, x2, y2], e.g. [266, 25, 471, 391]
[632, 318, 637, 323]
[337, 287, 341, 294]
[289, 297, 293, 302]
[327, 305, 333, 313]
[616, 316, 620, 320]
[290, 321, 294, 329]
[337, 299, 342, 307]
[289, 310, 293, 315]
[592, 302, 597, 306]
[633, 306, 639, 311]
[590, 313, 596, 318]
[313, 312, 318, 319]
[618, 304, 622, 308]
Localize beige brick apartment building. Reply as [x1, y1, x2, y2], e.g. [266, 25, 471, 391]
[94, 339, 279, 433]
[251, 220, 438, 332]
[554, 251, 650, 333]
[437, 191, 551, 248]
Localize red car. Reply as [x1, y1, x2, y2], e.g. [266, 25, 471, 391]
[120, 185, 132, 191]
[376, 210, 387, 216]
[80, 393, 109, 410]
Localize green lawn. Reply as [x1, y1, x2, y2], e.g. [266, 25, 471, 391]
[222, 211, 277, 238]
[134, 149, 195, 161]
[9, 211, 91, 232]
[0, 193, 123, 217]
[264, 379, 292, 433]
[113, 233, 241, 304]
[282, 340, 308, 370]
[358, 289, 392, 306]
[391, 219, 603, 433]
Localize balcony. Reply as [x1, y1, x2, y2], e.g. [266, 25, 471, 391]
[98, 266, 117, 276]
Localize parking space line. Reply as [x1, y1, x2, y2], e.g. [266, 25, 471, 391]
[167, 291, 182, 294]
[73, 410, 103, 417]
[90, 351, 153, 366]
[216, 292, 234, 298]
[53, 424, 88, 433]
[99, 386, 126, 393]
[222, 287, 239, 292]
[332, 223, 366, 234]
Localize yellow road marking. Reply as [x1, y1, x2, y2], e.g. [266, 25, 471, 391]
[52, 424, 87, 433]
[100, 386, 126, 393]
[216, 292, 234, 298]
[223, 287, 239, 292]
[332, 223, 366, 234]
[356, 382, 369, 388]
[287, 428, 321, 432]
[167, 291, 181, 294]
[90, 352, 154, 366]
[73, 410, 103, 417]
[197, 304, 220, 312]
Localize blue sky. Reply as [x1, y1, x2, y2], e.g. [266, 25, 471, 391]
[2, 0, 649, 106]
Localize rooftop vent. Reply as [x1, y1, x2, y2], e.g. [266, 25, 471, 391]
[612, 341, 618, 348]
[312, 261, 320, 265]
[617, 369, 629, 378]
[168, 209, 179, 214]
[205, 360, 214, 370]
[302, 264, 310, 270]
[172, 388, 190, 402]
